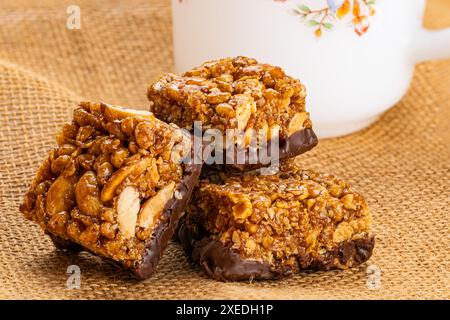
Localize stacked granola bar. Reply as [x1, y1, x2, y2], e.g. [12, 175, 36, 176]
[179, 167, 373, 281]
[148, 56, 318, 170]
[20, 57, 374, 281]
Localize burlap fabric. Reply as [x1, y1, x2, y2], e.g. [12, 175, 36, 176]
[0, 0, 449, 300]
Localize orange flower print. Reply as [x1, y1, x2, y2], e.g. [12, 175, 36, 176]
[293, 0, 377, 38]
[337, 0, 351, 19]
[315, 28, 322, 38]
[352, 0, 370, 36]
[178, 0, 377, 39]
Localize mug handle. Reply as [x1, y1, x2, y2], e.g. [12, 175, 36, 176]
[412, 27, 450, 62]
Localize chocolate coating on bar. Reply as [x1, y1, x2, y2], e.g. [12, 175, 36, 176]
[50, 234, 83, 253]
[132, 161, 201, 279]
[208, 127, 318, 172]
[178, 222, 291, 281]
[179, 222, 374, 281]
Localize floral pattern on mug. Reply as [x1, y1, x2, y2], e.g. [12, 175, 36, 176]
[291, 0, 377, 38]
[179, 0, 292, 3]
[177, 0, 376, 38]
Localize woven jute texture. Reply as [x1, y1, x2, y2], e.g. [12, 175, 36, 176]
[0, 0, 449, 300]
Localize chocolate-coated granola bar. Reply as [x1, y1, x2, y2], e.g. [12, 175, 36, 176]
[179, 166, 374, 281]
[20, 102, 202, 279]
[147, 57, 318, 170]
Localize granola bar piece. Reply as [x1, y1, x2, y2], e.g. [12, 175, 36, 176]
[147, 56, 318, 170]
[20, 102, 202, 279]
[179, 166, 374, 281]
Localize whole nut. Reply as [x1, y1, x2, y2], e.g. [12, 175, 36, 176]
[185, 77, 207, 86]
[92, 153, 108, 171]
[215, 103, 235, 118]
[96, 162, 113, 186]
[117, 186, 141, 239]
[234, 77, 264, 94]
[165, 85, 181, 100]
[35, 181, 52, 195]
[234, 95, 256, 131]
[57, 144, 77, 156]
[78, 224, 100, 245]
[100, 222, 118, 240]
[287, 112, 308, 136]
[101, 208, 115, 223]
[45, 174, 77, 216]
[67, 219, 83, 239]
[285, 185, 309, 200]
[128, 141, 139, 154]
[215, 73, 233, 83]
[214, 80, 233, 93]
[105, 121, 127, 141]
[206, 90, 231, 104]
[111, 148, 130, 168]
[73, 108, 102, 129]
[56, 123, 79, 146]
[87, 137, 103, 156]
[47, 211, 69, 234]
[76, 125, 95, 143]
[51, 155, 71, 175]
[121, 117, 138, 137]
[138, 181, 175, 229]
[183, 68, 210, 78]
[70, 207, 94, 227]
[135, 121, 155, 149]
[100, 137, 121, 154]
[75, 171, 103, 217]
[101, 157, 152, 202]
[102, 103, 155, 122]
[76, 154, 95, 171]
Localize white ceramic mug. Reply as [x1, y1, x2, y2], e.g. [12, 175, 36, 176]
[172, 0, 450, 138]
